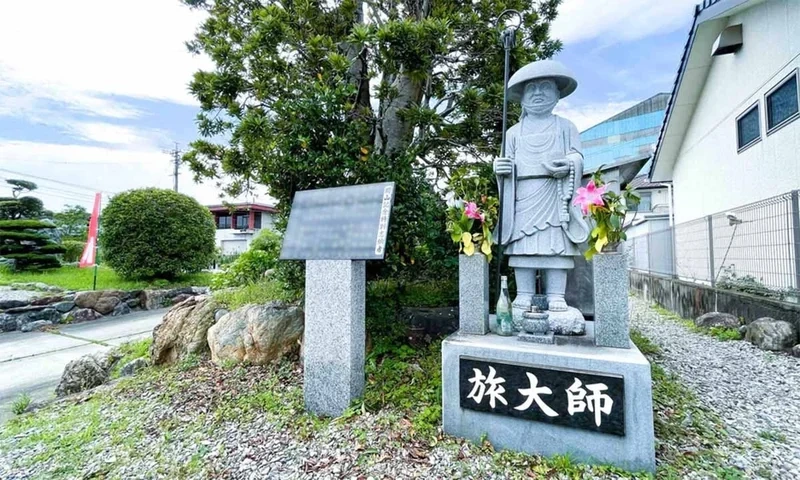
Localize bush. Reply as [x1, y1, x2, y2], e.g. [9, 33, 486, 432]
[61, 240, 84, 263]
[249, 229, 282, 255]
[213, 279, 292, 309]
[211, 249, 278, 289]
[99, 188, 216, 279]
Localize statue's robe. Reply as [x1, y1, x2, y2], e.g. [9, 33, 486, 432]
[498, 114, 590, 268]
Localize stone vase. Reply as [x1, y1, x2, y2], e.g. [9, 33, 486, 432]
[459, 253, 489, 335]
[592, 251, 630, 348]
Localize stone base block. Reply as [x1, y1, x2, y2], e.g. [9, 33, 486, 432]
[517, 332, 554, 344]
[459, 254, 489, 335]
[442, 332, 655, 474]
[304, 260, 365, 417]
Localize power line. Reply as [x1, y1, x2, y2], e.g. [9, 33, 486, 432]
[0, 168, 117, 195]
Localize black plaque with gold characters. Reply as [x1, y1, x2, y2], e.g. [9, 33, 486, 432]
[280, 182, 395, 260]
[459, 358, 625, 436]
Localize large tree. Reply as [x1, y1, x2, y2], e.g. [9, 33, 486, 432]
[182, 0, 561, 274]
[0, 180, 64, 271]
[53, 205, 91, 240]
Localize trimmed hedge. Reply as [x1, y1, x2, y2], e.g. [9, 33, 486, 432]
[0, 220, 56, 230]
[100, 188, 216, 279]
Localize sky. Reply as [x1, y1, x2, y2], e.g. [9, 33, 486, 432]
[0, 0, 699, 212]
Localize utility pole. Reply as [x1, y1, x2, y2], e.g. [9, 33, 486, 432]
[166, 143, 182, 192]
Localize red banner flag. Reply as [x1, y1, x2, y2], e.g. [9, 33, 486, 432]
[79, 193, 102, 268]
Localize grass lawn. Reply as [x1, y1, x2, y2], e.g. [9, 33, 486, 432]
[0, 265, 215, 292]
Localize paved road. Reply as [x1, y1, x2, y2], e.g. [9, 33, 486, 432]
[0, 309, 166, 424]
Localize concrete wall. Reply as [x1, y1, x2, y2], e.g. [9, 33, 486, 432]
[214, 212, 278, 254]
[629, 270, 800, 332]
[672, 0, 800, 223]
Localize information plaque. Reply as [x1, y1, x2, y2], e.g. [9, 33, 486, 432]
[280, 182, 396, 260]
[459, 358, 625, 436]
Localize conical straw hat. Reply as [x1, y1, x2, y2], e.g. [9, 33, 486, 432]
[507, 59, 578, 102]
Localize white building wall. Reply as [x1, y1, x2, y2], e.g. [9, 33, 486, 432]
[214, 212, 278, 255]
[672, 0, 800, 224]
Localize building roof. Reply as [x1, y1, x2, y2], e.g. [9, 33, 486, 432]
[579, 93, 670, 172]
[650, 0, 764, 181]
[206, 202, 278, 214]
[627, 175, 670, 191]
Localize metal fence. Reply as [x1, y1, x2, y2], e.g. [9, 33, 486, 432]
[629, 191, 800, 299]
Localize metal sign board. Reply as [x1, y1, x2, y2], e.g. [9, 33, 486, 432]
[280, 182, 395, 260]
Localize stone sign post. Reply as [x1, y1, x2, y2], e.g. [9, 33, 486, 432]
[281, 182, 395, 416]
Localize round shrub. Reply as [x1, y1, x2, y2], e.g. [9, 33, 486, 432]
[61, 240, 85, 263]
[100, 188, 216, 279]
[211, 249, 277, 289]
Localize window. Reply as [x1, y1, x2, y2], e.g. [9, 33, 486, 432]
[254, 212, 262, 229]
[766, 71, 799, 133]
[218, 215, 231, 229]
[736, 102, 761, 151]
[234, 214, 249, 230]
[636, 192, 652, 212]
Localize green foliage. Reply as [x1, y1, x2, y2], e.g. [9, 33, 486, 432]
[444, 165, 499, 258]
[110, 338, 152, 379]
[213, 279, 293, 310]
[365, 278, 458, 345]
[0, 180, 62, 271]
[11, 393, 32, 415]
[582, 170, 640, 259]
[53, 205, 90, 240]
[100, 188, 216, 279]
[181, 0, 562, 288]
[61, 240, 85, 263]
[212, 250, 278, 289]
[248, 228, 282, 256]
[0, 265, 215, 291]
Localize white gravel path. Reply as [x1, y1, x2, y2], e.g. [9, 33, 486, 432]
[631, 297, 800, 480]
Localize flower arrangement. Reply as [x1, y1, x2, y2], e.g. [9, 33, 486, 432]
[445, 165, 498, 261]
[572, 170, 640, 259]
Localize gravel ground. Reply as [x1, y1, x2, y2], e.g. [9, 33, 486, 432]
[0, 287, 39, 304]
[631, 297, 800, 480]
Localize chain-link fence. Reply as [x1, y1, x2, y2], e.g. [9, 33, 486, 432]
[629, 191, 800, 300]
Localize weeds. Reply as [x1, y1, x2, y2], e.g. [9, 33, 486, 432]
[11, 393, 32, 415]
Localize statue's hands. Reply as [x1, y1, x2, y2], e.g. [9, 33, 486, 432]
[543, 158, 570, 178]
[494, 157, 513, 177]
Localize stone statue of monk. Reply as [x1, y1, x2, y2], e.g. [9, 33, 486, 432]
[494, 60, 590, 326]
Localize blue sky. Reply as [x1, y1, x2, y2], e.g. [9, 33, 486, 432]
[0, 0, 697, 211]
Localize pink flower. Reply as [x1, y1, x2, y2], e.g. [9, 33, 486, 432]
[465, 202, 483, 221]
[573, 180, 607, 215]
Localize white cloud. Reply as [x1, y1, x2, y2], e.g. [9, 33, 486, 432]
[552, 0, 697, 45]
[0, 0, 210, 116]
[0, 140, 273, 211]
[555, 99, 639, 131]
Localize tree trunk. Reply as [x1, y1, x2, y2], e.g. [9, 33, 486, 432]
[375, 72, 424, 155]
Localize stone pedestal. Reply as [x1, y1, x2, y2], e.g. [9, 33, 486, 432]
[304, 260, 365, 416]
[442, 332, 655, 473]
[593, 252, 630, 348]
[459, 254, 489, 335]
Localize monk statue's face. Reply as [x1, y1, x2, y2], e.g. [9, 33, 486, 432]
[521, 79, 559, 116]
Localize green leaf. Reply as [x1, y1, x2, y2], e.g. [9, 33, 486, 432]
[610, 214, 621, 230]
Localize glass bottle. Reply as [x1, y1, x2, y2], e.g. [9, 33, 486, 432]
[496, 276, 514, 336]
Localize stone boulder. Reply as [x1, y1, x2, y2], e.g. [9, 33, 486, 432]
[745, 318, 798, 351]
[792, 345, 800, 358]
[695, 312, 740, 329]
[55, 350, 122, 397]
[53, 301, 75, 313]
[139, 289, 168, 310]
[17, 308, 61, 330]
[150, 295, 217, 365]
[94, 296, 121, 315]
[171, 293, 194, 305]
[75, 290, 124, 313]
[67, 308, 103, 324]
[214, 308, 230, 321]
[30, 295, 63, 306]
[74, 290, 103, 309]
[208, 302, 304, 366]
[111, 302, 131, 317]
[1, 313, 17, 332]
[120, 357, 149, 376]
[0, 299, 27, 310]
[20, 320, 52, 332]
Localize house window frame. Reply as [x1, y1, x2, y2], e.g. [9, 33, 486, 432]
[234, 213, 249, 230]
[636, 191, 653, 213]
[765, 68, 800, 136]
[736, 100, 761, 153]
[217, 215, 231, 229]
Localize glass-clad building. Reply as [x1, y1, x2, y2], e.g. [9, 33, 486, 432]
[579, 93, 670, 172]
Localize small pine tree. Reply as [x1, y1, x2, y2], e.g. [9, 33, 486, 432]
[0, 179, 64, 270]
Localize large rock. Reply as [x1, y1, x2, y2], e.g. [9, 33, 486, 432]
[150, 295, 217, 365]
[111, 302, 131, 317]
[94, 296, 121, 315]
[208, 302, 304, 366]
[139, 289, 168, 310]
[171, 293, 194, 305]
[0, 313, 17, 332]
[21, 320, 52, 332]
[30, 295, 64, 306]
[53, 301, 75, 313]
[745, 318, 798, 351]
[74, 290, 103, 309]
[17, 308, 62, 330]
[55, 350, 122, 397]
[67, 308, 103, 324]
[0, 299, 27, 310]
[695, 312, 740, 329]
[120, 357, 149, 377]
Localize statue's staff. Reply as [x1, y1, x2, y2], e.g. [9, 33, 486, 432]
[495, 10, 522, 303]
